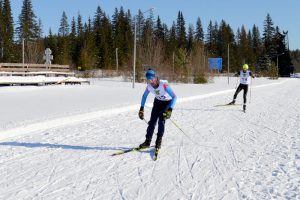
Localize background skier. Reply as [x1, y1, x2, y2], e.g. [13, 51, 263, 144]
[228, 64, 255, 112]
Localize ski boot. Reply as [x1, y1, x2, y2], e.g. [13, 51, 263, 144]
[228, 99, 236, 105]
[155, 136, 162, 149]
[139, 138, 151, 148]
[243, 104, 246, 112]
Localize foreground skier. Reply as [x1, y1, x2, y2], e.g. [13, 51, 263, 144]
[138, 68, 177, 151]
[228, 64, 255, 112]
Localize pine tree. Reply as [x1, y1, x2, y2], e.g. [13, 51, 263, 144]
[17, 0, 39, 41]
[135, 10, 145, 42]
[2, 0, 14, 62]
[263, 13, 276, 56]
[195, 17, 204, 43]
[70, 17, 79, 67]
[252, 24, 262, 58]
[111, 7, 132, 69]
[205, 20, 214, 53]
[0, 0, 4, 61]
[16, 0, 42, 63]
[58, 11, 69, 37]
[55, 11, 70, 65]
[166, 22, 177, 59]
[93, 6, 103, 68]
[77, 12, 83, 36]
[71, 17, 76, 37]
[176, 11, 186, 49]
[187, 24, 194, 53]
[274, 27, 292, 76]
[78, 18, 97, 70]
[142, 13, 154, 65]
[217, 20, 236, 72]
[239, 25, 249, 64]
[154, 16, 164, 42]
[99, 14, 113, 69]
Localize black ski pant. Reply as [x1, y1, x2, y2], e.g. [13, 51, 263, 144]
[233, 84, 249, 104]
[146, 98, 171, 140]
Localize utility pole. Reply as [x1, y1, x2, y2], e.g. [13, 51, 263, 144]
[116, 48, 118, 71]
[22, 38, 25, 69]
[172, 51, 175, 73]
[228, 44, 230, 84]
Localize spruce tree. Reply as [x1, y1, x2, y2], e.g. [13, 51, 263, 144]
[176, 11, 186, 49]
[154, 16, 164, 42]
[274, 27, 292, 76]
[166, 22, 177, 59]
[99, 14, 113, 69]
[0, 0, 3, 61]
[205, 20, 214, 53]
[263, 13, 276, 56]
[93, 6, 103, 68]
[239, 25, 249, 64]
[195, 17, 204, 43]
[187, 24, 194, 53]
[2, 0, 14, 62]
[58, 11, 69, 37]
[17, 0, 39, 41]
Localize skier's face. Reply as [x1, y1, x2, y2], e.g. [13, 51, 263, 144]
[148, 77, 158, 87]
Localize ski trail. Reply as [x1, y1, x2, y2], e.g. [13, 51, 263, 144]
[0, 79, 291, 142]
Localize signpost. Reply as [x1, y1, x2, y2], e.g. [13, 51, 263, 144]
[208, 58, 222, 72]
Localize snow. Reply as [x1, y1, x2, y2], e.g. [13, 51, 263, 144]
[0, 75, 88, 85]
[0, 76, 299, 199]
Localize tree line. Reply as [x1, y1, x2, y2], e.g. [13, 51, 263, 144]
[0, 0, 297, 81]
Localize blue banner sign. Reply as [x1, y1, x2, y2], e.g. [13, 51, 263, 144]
[208, 58, 222, 70]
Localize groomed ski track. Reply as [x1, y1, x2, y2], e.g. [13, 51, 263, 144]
[0, 78, 299, 200]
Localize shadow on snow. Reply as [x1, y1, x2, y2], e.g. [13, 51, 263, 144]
[0, 141, 134, 151]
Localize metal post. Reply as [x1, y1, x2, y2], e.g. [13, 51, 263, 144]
[277, 56, 279, 78]
[116, 48, 118, 71]
[172, 52, 175, 73]
[22, 38, 25, 69]
[227, 44, 230, 85]
[133, 19, 136, 88]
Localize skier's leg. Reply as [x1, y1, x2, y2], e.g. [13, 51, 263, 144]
[145, 100, 160, 140]
[231, 84, 242, 104]
[243, 85, 249, 104]
[243, 85, 249, 111]
[156, 101, 171, 148]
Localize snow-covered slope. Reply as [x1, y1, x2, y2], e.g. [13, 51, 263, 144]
[0, 77, 299, 199]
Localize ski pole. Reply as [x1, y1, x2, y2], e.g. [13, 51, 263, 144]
[170, 118, 199, 146]
[235, 76, 239, 89]
[170, 118, 186, 135]
[143, 118, 148, 124]
[249, 77, 252, 104]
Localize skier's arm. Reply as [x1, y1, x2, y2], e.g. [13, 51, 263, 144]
[140, 88, 150, 110]
[234, 71, 240, 76]
[164, 84, 177, 109]
[249, 71, 255, 78]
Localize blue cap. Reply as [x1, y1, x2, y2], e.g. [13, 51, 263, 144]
[145, 69, 156, 80]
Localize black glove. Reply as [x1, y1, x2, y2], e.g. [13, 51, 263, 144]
[138, 107, 144, 120]
[163, 108, 172, 120]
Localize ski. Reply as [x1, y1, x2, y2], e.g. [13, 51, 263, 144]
[153, 148, 160, 161]
[214, 103, 242, 107]
[111, 146, 153, 156]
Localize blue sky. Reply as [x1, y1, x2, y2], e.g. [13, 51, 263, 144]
[11, 0, 300, 50]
